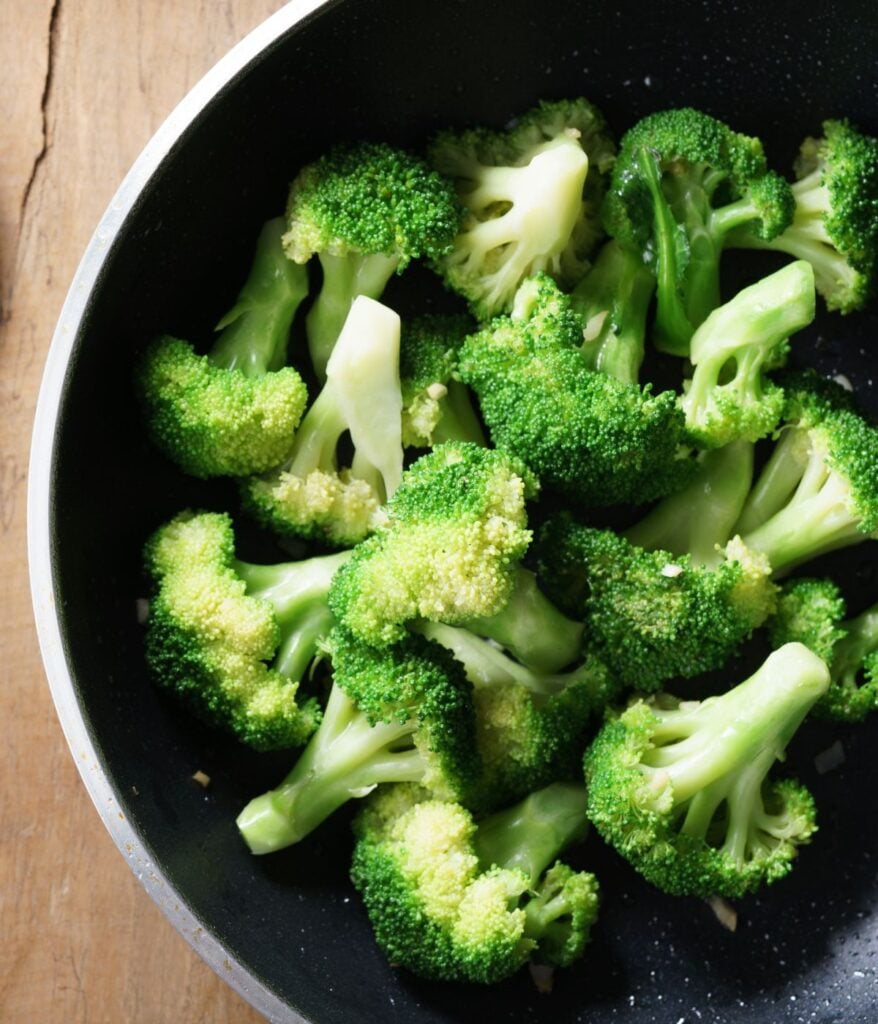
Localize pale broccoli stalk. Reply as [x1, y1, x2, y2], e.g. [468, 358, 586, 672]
[138, 218, 309, 478]
[242, 295, 404, 548]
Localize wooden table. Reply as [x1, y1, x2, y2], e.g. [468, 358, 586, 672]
[1, 4, 290, 1020]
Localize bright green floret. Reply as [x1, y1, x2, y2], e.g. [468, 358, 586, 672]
[769, 578, 878, 721]
[537, 515, 776, 692]
[729, 119, 878, 312]
[242, 295, 404, 548]
[138, 218, 309, 478]
[399, 313, 485, 447]
[603, 107, 795, 355]
[430, 98, 615, 319]
[736, 371, 878, 573]
[680, 261, 815, 448]
[458, 273, 694, 507]
[237, 628, 481, 853]
[585, 643, 829, 898]
[144, 510, 349, 751]
[283, 142, 462, 379]
[351, 783, 598, 982]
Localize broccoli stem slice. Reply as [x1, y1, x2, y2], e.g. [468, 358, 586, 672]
[306, 251, 400, 381]
[571, 239, 655, 386]
[431, 380, 486, 446]
[734, 427, 812, 535]
[210, 218, 308, 376]
[237, 683, 423, 854]
[473, 783, 589, 884]
[466, 568, 584, 673]
[644, 644, 828, 805]
[624, 440, 754, 567]
[234, 551, 352, 680]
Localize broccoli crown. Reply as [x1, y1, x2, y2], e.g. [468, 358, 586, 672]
[329, 443, 536, 646]
[681, 261, 815, 449]
[144, 511, 320, 751]
[537, 518, 776, 691]
[429, 98, 615, 318]
[584, 643, 829, 898]
[769, 578, 847, 664]
[458, 274, 694, 506]
[282, 142, 461, 267]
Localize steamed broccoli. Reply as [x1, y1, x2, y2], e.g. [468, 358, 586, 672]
[329, 442, 584, 672]
[236, 628, 480, 853]
[770, 578, 878, 721]
[351, 783, 599, 982]
[680, 261, 815, 448]
[143, 510, 350, 751]
[603, 108, 795, 355]
[283, 142, 462, 379]
[585, 643, 829, 898]
[728, 119, 878, 312]
[458, 273, 694, 507]
[241, 295, 404, 548]
[399, 314, 485, 447]
[138, 218, 309, 478]
[735, 372, 878, 573]
[430, 98, 615, 319]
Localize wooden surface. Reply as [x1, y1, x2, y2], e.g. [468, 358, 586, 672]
[0, 4, 290, 1021]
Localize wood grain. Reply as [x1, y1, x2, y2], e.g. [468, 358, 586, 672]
[0, 4, 290, 1021]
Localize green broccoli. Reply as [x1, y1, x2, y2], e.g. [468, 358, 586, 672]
[603, 108, 795, 355]
[728, 120, 878, 312]
[143, 510, 350, 751]
[241, 295, 404, 548]
[537, 515, 775, 692]
[458, 273, 694, 507]
[328, 442, 584, 672]
[585, 643, 829, 898]
[770, 578, 878, 721]
[283, 142, 462, 379]
[430, 98, 615, 319]
[416, 621, 617, 809]
[351, 783, 599, 982]
[236, 628, 480, 853]
[735, 372, 878, 573]
[399, 314, 485, 447]
[138, 218, 309, 478]
[680, 261, 815, 448]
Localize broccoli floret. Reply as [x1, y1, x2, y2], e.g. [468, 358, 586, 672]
[283, 142, 462, 379]
[138, 218, 309, 478]
[417, 621, 617, 809]
[430, 98, 615, 319]
[571, 239, 656, 386]
[143, 511, 350, 751]
[458, 274, 694, 506]
[351, 783, 598, 982]
[770, 578, 878, 721]
[399, 314, 485, 447]
[237, 628, 481, 853]
[736, 372, 878, 573]
[537, 516, 776, 692]
[585, 643, 829, 898]
[680, 261, 815, 448]
[603, 108, 795, 355]
[728, 120, 878, 312]
[242, 295, 404, 548]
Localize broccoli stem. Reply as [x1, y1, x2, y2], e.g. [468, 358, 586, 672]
[306, 251, 400, 381]
[237, 683, 424, 854]
[210, 218, 308, 376]
[624, 440, 754, 567]
[643, 644, 829, 805]
[473, 783, 589, 883]
[572, 240, 655, 386]
[833, 603, 878, 679]
[467, 568, 584, 673]
[734, 427, 812, 535]
[431, 380, 486, 446]
[234, 551, 352, 680]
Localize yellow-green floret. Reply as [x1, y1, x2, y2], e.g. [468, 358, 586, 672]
[584, 643, 829, 898]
